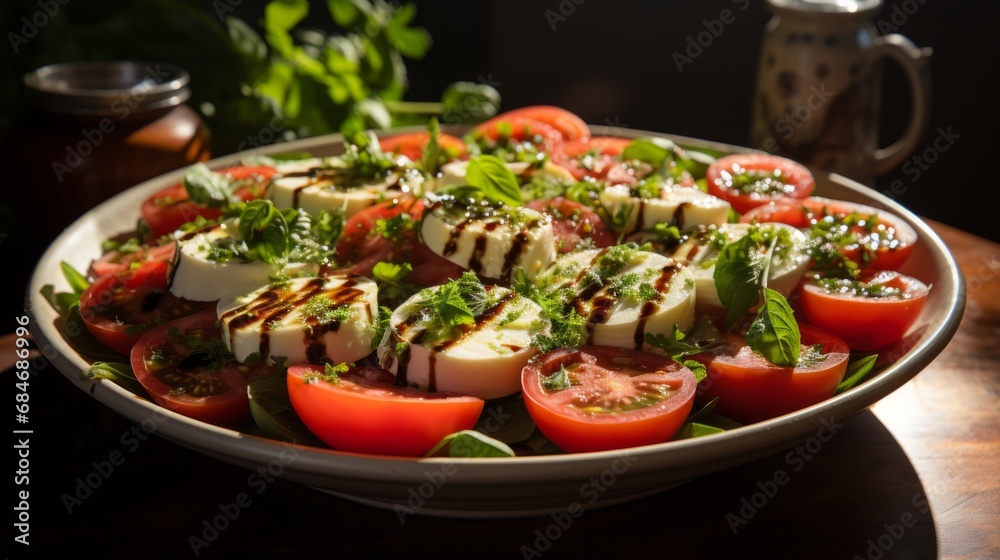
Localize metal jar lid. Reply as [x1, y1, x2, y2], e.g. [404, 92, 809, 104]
[23, 61, 191, 117]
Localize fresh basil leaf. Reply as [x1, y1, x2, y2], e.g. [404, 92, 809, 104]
[542, 365, 574, 391]
[466, 154, 523, 207]
[621, 137, 675, 167]
[248, 375, 325, 445]
[440, 81, 501, 123]
[687, 396, 720, 423]
[239, 200, 289, 264]
[60, 261, 90, 295]
[682, 359, 708, 383]
[426, 430, 515, 458]
[672, 422, 726, 440]
[836, 354, 879, 393]
[645, 316, 727, 360]
[83, 362, 145, 395]
[745, 288, 800, 367]
[713, 235, 766, 329]
[421, 116, 443, 174]
[473, 396, 538, 445]
[183, 163, 240, 209]
[675, 147, 716, 177]
[432, 281, 475, 328]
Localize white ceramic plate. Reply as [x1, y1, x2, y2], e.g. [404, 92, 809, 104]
[26, 126, 965, 518]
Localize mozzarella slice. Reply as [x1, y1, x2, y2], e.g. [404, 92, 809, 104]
[599, 182, 731, 235]
[268, 157, 425, 217]
[217, 275, 378, 365]
[536, 246, 696, 351]
[427, 160, 575, 192]
[376, 286, 549, 399]
[169, 222, 319, 302]
[658, 223, 812, 309]
[170, 223, 279, 302]
[420, 199, 556, 280]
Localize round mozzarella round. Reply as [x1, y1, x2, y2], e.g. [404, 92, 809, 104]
[536, 246, 696, 351]
[169, 222, 283, 302]
[268, 157, 424, 217]
[376, 285, 549, 400]
[427, 160, 574, 192]
[599, 182, 731, 235]
[217, 275, 378, 365]
[665, 223, 812, 309]
[420, 200, 556, 280]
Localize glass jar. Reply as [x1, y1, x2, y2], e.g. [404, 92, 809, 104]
[10, 61, 212, 241]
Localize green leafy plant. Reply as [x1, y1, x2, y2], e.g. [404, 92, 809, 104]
[0, 0, 501, 157]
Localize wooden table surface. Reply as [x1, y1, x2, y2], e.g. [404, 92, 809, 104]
[6, 221, 998, 560]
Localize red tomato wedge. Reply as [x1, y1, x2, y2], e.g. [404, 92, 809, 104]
[131, 307, 272, 427]
[799, 271, 929, 350]
[693, 324, 850, 424]
[482, 105, 590, 141]
[140, 165, 275, 239]
[90, 242, 177, 280]
[741, 196, 918, 270]
[521, 346, 697, 453]
[526, 197, 615, 253]
[287, 364, 484, 456]
[334, 196, 425, 276]
[706, 153, 814, 214]
[379, 132, 467, 162]
[79, 259, 210, 354]
[472, 115, 565, 154]
[552, 136, 631, 180]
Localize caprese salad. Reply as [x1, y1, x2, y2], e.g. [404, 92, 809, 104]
[42, 106, 930, 457]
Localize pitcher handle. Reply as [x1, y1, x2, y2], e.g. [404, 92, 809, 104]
[865, 34, 933, 177]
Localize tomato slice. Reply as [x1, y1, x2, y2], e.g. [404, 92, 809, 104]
[333, 196, 425, 276]
[378, 132, 467, 162]
[131, 307, 272, 426]
[471, 115, 565, 155]
[526, 197, 615, 253]
[799, 271, 929, 351]
[140, 165, 275, 239]
[692, 324, 850, 424]
[552, 136, 631, 180]
[741, 196, 918, 270]
[521, 346, 697, 453]
[481, 105, 590, 141]
[706, 153, 814, 214]
[287, 364, 484, 456]
[90, 242, 177, 280]
[79, 259, 210, 354]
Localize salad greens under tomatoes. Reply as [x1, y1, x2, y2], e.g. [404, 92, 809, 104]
[41, 106, 926, 458]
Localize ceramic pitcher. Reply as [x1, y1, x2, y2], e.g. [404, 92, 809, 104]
[749, 0, 932, 185]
